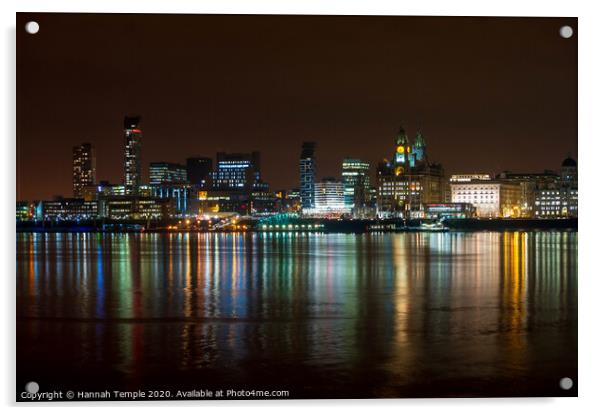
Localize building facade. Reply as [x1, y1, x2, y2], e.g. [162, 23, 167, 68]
[123, 116, 142, 195]
[450, 179, 522, 218]
[72, 143, 96, 198]
[299, 142, 317, 211]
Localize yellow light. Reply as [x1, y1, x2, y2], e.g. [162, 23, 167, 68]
[397, 146, 404, 153]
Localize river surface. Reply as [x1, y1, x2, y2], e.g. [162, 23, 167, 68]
[16, 231, 578, 399]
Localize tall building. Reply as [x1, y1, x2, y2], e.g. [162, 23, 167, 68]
[341, 158, 371, 211]
[149, 162, 187, 185]
[377, 126, 445, 217]
[123, 116, 142, 195]
[186, 156, 213, 187]
[300, 142, 317, 211]
[210, 152, 264, 190]
[72, 143, 96, 197]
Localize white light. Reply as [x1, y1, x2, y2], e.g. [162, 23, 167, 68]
[559, 25, 573, 39]
[25, 21, 39, 34]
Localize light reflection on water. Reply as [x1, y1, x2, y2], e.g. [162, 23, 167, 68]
[16, 231, 577, 397]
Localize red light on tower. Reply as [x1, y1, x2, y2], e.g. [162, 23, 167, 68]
[132, 128, 142, 134]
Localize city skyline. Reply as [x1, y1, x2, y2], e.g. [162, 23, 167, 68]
[17, 14, 577, 201]
[19, 116, 576, 200]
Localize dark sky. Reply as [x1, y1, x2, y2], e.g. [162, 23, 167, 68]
[17, 13, 577, 201]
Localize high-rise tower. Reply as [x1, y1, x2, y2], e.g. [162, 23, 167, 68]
[72, 143, 96, 197]
[123, 116, 142, 195]
[300, 142, 317, 210]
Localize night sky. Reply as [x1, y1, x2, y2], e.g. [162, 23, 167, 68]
[16, 13, 577, 201]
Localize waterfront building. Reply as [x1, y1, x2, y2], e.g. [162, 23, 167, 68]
[377, 126, 445, 217]
[72, 143, 96, 198]
[424, 203, 476, 220]
[98, 196, 174, 220]
[312, 177, 347, 216]
[186, 156, 213, 187]
[533, 157, 578, 217]
[342, 158, 371, 214]
[497, 170, 559, 217]
[299, 142, 317, 211]
[35, 198, 99, 221]
[450, 177, 522, 218]
[149, 162, 187, 185]
[123, 116, 142, 195]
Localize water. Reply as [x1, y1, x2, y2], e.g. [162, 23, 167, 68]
[16, 231, 577, 399]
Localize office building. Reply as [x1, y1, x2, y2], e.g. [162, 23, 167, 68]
[123, 116, 142, 195]
[342, 158, 371, 212]
[313, 177, 347, 215]
[149, 162, 187, 185]
[211, 152, 265, 190]
[72, 143, 96, 197]
[300, 142, 317, 211]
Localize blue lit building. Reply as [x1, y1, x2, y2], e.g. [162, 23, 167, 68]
[210, 152, 265, 190]
[299, 142, 317, 211]
[342, 158, 370, 211]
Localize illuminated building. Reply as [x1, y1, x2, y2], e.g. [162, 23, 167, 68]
[211, 152, 265, 190]
[150, 184, 195, 217]
[299, 142, 317, 211]
[450, 177, 522, 218]
[72, 143, 96, 197]
[186, 156, 213, 187]
[123, 116, 142, 195]
[342, 158, 371, 214]
[149, 162, 187, 185]
[99, 196, 174, 220]
[35, 198, 99, 221]
[424, 203, 476, 219]
[16, 202, 33, 221]
[377, 126, 445, 217]
[534, 157, 578, 217]
[312, 177, 347, 216]
[497, 170, 559, 217]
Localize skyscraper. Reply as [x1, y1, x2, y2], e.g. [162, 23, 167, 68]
[342, 158, 371, 211]
[299, 142, 317, 210]
[186, 156, 213, 187]
[123, 116, 142, 195]
[72, 142, 96, 198]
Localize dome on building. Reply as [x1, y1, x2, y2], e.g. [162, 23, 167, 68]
[561, 157, 577, 167]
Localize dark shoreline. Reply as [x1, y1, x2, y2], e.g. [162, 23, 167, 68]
[16, 218, 577, 233]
